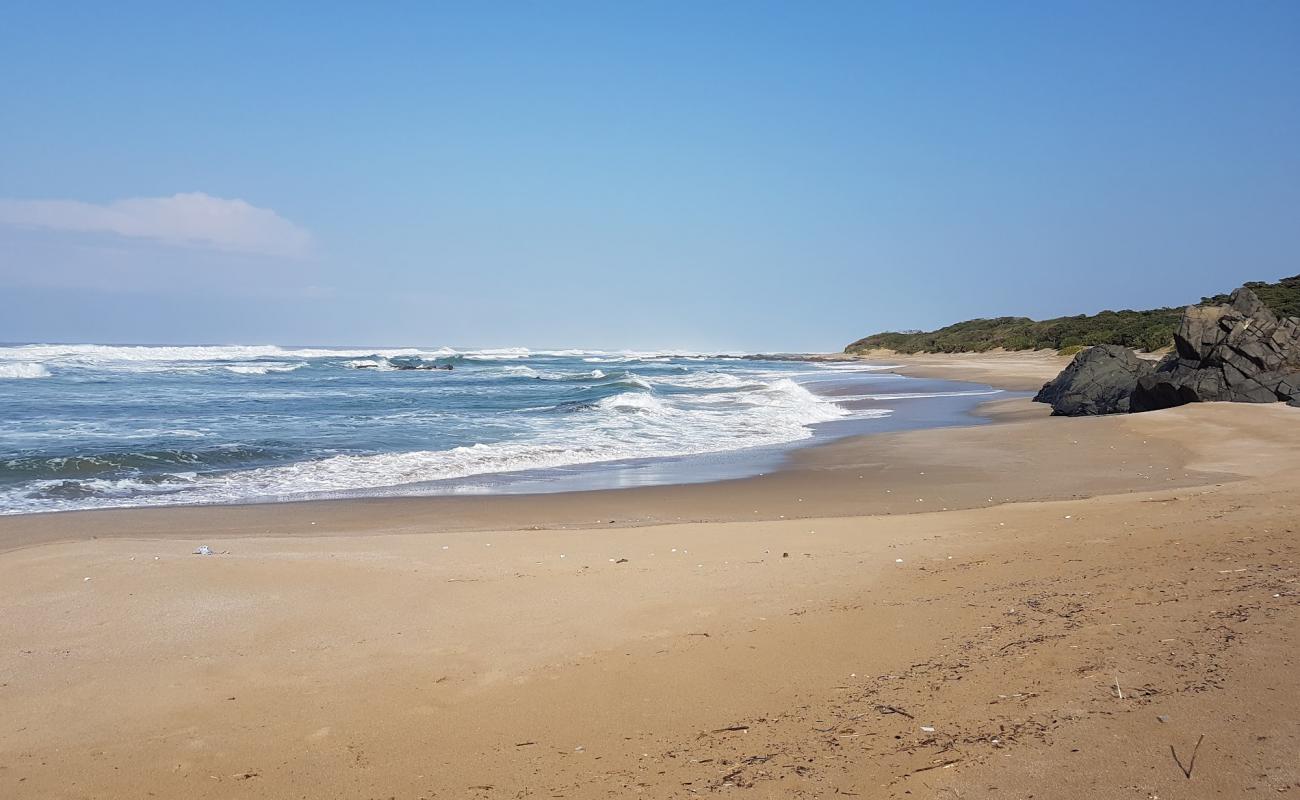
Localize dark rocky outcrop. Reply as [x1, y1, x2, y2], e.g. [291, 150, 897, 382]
[1130, 288, 1300, 412]
[1035, 286, 1300, 416]
[1033, 345, 1156, 415]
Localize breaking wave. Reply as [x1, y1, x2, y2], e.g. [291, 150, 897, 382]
[0, 347, 998, 514]
[0, 363, 50, 379]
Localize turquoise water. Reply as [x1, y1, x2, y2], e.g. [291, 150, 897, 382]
[0, 344, 1003, 514]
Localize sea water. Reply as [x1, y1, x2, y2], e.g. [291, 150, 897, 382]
[0, 344, 1003, 514]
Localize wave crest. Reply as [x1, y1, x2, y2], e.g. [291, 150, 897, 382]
[0, 363, 51, 379]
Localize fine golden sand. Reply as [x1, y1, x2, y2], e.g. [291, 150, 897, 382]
[2, 354, 1298, 799]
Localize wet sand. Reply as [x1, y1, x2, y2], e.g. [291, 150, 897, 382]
[2, 354, 1298, 799]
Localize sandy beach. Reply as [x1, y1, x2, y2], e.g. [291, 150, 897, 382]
[843, 349, 1076, 391]
[3, 354, 1298, 799]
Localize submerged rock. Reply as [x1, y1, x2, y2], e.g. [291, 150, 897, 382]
[1034, 345, 1155, 416]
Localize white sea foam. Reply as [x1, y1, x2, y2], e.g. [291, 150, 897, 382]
[344, 358, 392, 370]
[0, 343, 454, 372]
[0, 343, 751, 374]
[164, 384, 861, 504]
[621, 375, 653, 389]
[0, 365, 881, 513]
[5, 345, 1007, 515]
[652, 371, 759, 389]
[0, 363, 51, 379]
[597, 391, 671, 414]
[579, 350, 739, 363]
[224, 363, 305, 375]
[499, 364, 538, 376]
[463, 347, 531, 360]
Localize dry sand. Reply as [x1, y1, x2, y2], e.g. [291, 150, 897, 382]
[847, 348, 1073, 391]
[2, 354, 1298, 799]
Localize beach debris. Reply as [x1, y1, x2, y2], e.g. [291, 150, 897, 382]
[874, 704, 914, 719]
[1114, 675, 1124, 700]
[83, 576, 91, 582]
[920, 726, 936, 733]
[1157, 715, 1169, 723]
[193, 545, 214, 556]
[616, 558, 628, 564]
[1170, 734, 1206, 779]
[895, 558, 904, 563]
[782, 552, 789, 558]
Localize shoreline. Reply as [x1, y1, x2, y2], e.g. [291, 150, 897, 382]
[0, 355, 1057, 543]
[0, 358, 1006, 524]
[4, 352, 1297, 798]
[2, 392, 1153, 555]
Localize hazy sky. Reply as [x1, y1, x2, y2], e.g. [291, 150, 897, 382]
[2, 1, 1297, 351]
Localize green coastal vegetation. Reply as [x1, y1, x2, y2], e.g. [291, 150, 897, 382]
[844, 274, 1300, 355]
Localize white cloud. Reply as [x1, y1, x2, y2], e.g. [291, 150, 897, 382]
[0, 192, 312, 258]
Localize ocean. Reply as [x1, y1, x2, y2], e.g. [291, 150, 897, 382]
[0, 344, 1003, 514]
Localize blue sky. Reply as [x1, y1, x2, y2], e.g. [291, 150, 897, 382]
[1, 1, 1297, 351]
